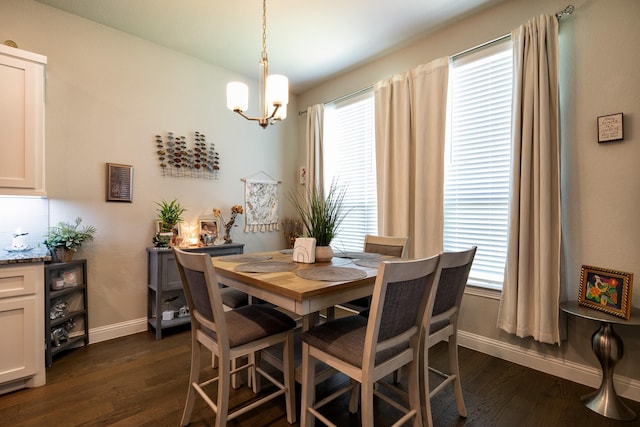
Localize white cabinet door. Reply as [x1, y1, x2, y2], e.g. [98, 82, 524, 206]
[0, 296, 36, 384]
[0, 264, 45, 391]
[0, 45, 46, 196]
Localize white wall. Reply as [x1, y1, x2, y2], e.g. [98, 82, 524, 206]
[1, 0, 299, 336]
[298, 0, 640, 399]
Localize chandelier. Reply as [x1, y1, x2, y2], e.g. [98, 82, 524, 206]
[226, 0, 288, 129]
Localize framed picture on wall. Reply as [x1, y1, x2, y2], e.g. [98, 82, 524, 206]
[578, 265, 633, 319]
[106, 163, 133, 202]
[597, 113, 624, 143]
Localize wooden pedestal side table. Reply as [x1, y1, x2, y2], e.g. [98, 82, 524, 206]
[560, 301, 640, 421]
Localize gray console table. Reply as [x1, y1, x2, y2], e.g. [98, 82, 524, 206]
[560, 301, 640, 421]
[147, 244, 244, 339]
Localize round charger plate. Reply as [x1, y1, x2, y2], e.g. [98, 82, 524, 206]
[296, 266, 367, 282]
[235, 261, 298, 273]
[220, 254, 272, 263]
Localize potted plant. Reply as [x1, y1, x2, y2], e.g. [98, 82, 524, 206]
[44, 217, 97, 262]
[154, 198, 186, 247]
[289, 180, 348, 262]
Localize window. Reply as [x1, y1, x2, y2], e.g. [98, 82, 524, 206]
[323, 91, 377, 252]
[444, 38, 513, 290]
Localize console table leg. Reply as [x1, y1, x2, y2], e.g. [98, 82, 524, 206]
[581, 322, 636, 421]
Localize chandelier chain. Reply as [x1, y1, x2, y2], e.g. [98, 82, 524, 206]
[261, 0, 268, 61]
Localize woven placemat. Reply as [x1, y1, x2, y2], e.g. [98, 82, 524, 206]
[234, 261, 297, 273]
[220, 254, 273, 263]
[354, 258, 383, 268]
[334, 251, 381, 260]
[354, 256, 398, 269]
[295, 266, 367, 282]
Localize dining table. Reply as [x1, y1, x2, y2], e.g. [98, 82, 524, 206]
[212, 250, 384, 331]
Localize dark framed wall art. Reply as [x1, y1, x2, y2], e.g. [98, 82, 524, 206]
[106, 163, 133, 202]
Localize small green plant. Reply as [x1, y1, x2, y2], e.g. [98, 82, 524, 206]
[289, 180, 348, 246]
[156, 198, 186, 232]
[44, 217, 97, 251]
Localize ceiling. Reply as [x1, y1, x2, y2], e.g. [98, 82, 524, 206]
[36, 0, 509, 93]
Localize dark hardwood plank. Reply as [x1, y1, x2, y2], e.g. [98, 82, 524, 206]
[1, 329, 638, 426]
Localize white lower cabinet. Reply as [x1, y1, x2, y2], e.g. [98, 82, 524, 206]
[0, 263, 45, 394]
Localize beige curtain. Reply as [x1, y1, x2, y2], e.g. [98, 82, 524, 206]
[374, 57, 449, 258]
[497, 15, 561, 344]
[305, 104, 324, 194]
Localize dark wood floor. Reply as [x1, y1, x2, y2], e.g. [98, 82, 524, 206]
[1, 326, 638, 426]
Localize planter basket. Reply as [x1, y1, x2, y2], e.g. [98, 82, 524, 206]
[54, 248, 75, 263]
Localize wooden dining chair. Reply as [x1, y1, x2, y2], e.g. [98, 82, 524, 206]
[336, 234, 409, 315]
[173, 248, 297, 427]
[300, 254, 441, 427]
[421, 246, 476, 426]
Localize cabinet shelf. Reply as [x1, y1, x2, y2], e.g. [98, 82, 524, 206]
[50, 284, 86, 299]
[147, 245, 244, 339]
[44, 259, 88, 367]
[50, 335, 87, 357]
[50, 309, 86, 328]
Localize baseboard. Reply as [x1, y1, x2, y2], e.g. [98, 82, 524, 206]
[88, 317, 148, 344]
[458, 330, 640, 403]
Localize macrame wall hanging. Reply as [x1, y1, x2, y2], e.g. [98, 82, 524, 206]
[155, 131, 220, 179]
[242, 171, 281, 232]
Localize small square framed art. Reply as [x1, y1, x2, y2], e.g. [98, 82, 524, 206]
[578, 265, 633, 319]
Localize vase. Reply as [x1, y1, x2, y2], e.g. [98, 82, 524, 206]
[315, 245, 334, 263]
[54, 248, 75, 263]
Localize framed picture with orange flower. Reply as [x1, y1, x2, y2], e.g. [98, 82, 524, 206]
[578, 265, 634, 319]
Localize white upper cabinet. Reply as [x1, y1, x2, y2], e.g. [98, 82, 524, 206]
[0, 44, 46, 196]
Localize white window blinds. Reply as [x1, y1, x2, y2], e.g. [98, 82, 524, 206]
[444, 38, 513, 290]
[323, 91, 377, 252]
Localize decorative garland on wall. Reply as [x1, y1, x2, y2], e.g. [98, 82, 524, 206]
[155, 131, 220, 179]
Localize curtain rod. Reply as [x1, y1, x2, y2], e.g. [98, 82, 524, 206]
[298, 85, 373, 116]
[556, 4, 575, 20]
[452, 4, 574, 59]
[299, 4, 574, 116]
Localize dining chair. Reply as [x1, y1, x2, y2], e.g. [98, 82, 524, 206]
[300, 254, 441, 427]
[336, 234, 409, 315]
[173, 248, 297, 426]
[421, 246, 476, 426]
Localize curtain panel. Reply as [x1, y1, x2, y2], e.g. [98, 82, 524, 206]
[497, 14, 562, 344]
[305, 104, 325, 194]
[373, 57, 449, 258]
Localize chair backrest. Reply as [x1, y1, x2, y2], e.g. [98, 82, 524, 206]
[173, 248, 230, 347]
[431, 246, 477, 328]
[363, 235, 409, 258]
[362, 255, 441, 371]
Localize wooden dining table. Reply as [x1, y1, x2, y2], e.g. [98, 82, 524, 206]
[212, 250, 380, 330]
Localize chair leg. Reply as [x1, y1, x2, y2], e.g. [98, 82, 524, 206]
[360, 381, 375, 427]
[180, 340, 202, 427]
[407, 358, 424, 427]
[231, 357, 240, 389]
[250, 351, 261, 393]
[348, 381, 360, 413]
[216, 355, 231, 427]
[449, 334, 467, 417]
[301, 343, 316, 427]
[420, 342, 434, 427]
[283, 332, 297, 424]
